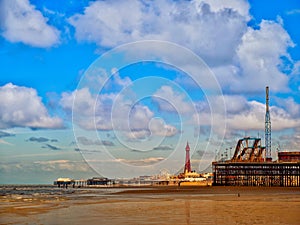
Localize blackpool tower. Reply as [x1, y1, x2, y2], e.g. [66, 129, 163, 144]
[184, 142, 191, 173]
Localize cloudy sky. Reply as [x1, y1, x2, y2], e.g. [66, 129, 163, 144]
[0, 0, 299, 184]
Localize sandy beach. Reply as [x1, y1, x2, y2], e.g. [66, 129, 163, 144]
[1, 186, 300, 225]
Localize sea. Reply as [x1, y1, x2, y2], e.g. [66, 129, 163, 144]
[0, 184, 139, 200]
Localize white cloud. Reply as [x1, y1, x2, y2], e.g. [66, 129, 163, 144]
[60, 87, 112, 130]
[211, 20, 295, 94]
[149, 118, 178, 137]
[68, 0, 248, 66]
[226, 100, 265, 131]
[278, 127, 300, 151]
[69, 0, 142, 47]
[60, 87, 178, 140]
[34, 160, 90, 172]
[60, 87, 95, 117]
[124, 129, 151, 140]
[127, 105, 154, 130]
[198, 0, 250, 18]
[0, 0, 60, 47]
[231, 20, 293, 93]
[118, 157, 165, 166]
[194, 95, 300, 134]
[286, 9, 300, 15]
[0, 83, 63, 129]
[112, 94, 178, 139]
[275, 97, 300, 118]
[153, 85, 194, 114]
[0, 139, 13, 146]
[68, 1, 297, 96]
[111, 68, 132, 87]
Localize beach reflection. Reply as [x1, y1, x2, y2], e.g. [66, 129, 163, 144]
[185, 200, 191, 225]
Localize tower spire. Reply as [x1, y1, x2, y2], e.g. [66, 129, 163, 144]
[184, 142, 191, 173]
[265, 86, 272, 161]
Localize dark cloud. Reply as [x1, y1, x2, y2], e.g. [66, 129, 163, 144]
[28, 137, 49, 142]
[101, 140, 114, 146]
[152, 145, 173, 151]
[27, 137, 59, 143]
[131, 149, 144, 153]
[74, 148, 101, 154]
[42, 144, 61, 150]
[77, 136, 97, 145]
[197, 150, 215, 157]
[69, 141, 76, 146]
[0, 131, 15, 138]
[77, 136, 114, 146]
[130, 145, 173, 153]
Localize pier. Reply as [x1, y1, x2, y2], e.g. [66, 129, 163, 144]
[213, 162, 300, 187]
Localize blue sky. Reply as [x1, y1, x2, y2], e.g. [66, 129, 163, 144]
[0, 0, 300, 184]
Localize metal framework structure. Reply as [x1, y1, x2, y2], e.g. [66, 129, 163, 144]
[213, 162, 300, 187]
[265, 86, 272, 160]
[184, 142, 191, 173]
[212, 135, 300, 187]
[231, 137, 265, 162]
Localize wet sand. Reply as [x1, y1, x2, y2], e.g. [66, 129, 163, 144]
[1, 186, 300, 225]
